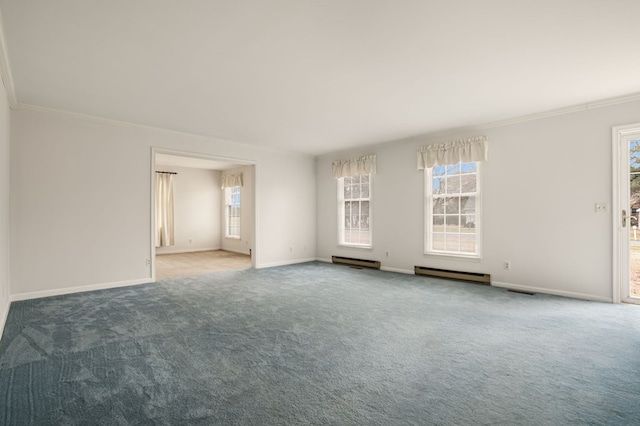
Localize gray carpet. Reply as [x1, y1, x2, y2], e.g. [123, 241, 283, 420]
[1, 262, 639, 425]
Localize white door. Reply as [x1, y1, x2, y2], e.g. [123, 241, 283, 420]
[613, 124, 640, 304]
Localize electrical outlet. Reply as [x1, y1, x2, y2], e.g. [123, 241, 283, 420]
[146, 258, 151, 266]
[385, 251, 389, 257]
[503, 261, 510, 270]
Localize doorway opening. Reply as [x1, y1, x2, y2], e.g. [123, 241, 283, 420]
[151, 149, 256, 280]
[613, 124, 640, 304]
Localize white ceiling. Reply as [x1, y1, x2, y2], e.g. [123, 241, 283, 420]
[1, 0, 639, 156]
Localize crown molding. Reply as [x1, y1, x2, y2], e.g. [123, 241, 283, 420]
[365, 91, 640, 154]
[13, 103, 314, 158]
[0, 8, 16, 106]
[479, 92, 640, 130]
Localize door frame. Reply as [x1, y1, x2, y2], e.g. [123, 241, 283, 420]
[612, 123, 640, 304]
[150, 147, 258, 281]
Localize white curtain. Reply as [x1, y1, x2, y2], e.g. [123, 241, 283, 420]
[417, 136, 488, 169]
[155, 173, 175, 247]
[332, 154, 377, 178]
[221, 173, 243, 189]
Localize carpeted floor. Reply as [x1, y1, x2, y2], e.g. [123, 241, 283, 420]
[1, 262, 639, 425]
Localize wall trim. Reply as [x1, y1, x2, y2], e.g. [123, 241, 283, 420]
[256, 258, 317, 269]
[14, 103, 313, 158]
[221, 247, 251, 256]
[156, 247, 221, 255]
[477, 92, 640, 131]
[10, 278, 152, 302]
[492, 281, 612, 303]
[322, 91, 640, 159]
[0, 299, 10, 343]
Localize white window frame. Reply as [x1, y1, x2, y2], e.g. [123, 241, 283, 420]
[337, 174, 373, 248]
[225, 186, 241, 239]
[425, 162, 481, 259]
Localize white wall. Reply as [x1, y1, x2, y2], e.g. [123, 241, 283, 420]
[317, 99, 640, 302]
[221, 165, 253, 255]
[0, 77, 10, 334]
[10, 107, 316, 297]
[155, 165, 221, 255]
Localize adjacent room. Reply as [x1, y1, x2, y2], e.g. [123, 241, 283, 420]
[153, 153, 254, 280]
[0, 1, 639, 424]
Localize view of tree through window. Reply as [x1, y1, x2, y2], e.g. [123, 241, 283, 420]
[427, 162, 479, 256]
[225, 186, 240, 238]
[629, 139, 640, 298]
[339, 174, 371, 246]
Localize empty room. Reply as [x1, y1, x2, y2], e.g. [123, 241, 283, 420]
[0, 1, 639, 424]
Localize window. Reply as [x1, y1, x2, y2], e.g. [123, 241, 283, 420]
[426, 162, 480, 257]
[225, 186, 241, 238]
[338, 174, 372, 247]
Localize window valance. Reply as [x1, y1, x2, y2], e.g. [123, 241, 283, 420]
[221, 173, 243, 189]
[332, 154, 377, 179]
[417, 136, 488, 169]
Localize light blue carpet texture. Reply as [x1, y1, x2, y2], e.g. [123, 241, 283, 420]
[1, 262, 639, 425]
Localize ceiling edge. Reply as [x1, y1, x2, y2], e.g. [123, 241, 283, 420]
[316, 90, 640, 159]
[0, 7, 16, 106]
[14, 103, 314, 158]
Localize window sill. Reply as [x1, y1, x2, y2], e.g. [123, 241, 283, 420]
[338, 244, 373, 251]
[424, 252, 482, 262]
[225, 236, 241, 240]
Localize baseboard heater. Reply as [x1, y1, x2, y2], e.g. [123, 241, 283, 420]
[414, 266, 490, 285]
[332, 256, 381, 270]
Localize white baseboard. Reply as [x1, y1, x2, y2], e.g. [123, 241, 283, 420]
[0, 299, 10, 343]
[256, 258, 317, 269]
[491, 281, 613, 303]
[316, 257, 332, 263]
[156, 247, 220, 255]
[221, 248, 251, 256]
[11, 278, 153, 302]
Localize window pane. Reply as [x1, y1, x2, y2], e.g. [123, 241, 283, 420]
[446, 215, 460, 233]
[351, 175, 360, 184]
[432, 177, 445, 195]
[445, 197, 460, 214]
[445, 234, 460, 252]
[432, 215, 445, 232]
[461, 215, 476, 232]
[461, 162, 477, 173]
[361, 201, 369, 217]
[432, 233, 445, 250]
[461, 196, 476, 214]
[433, 198, 444, 214]
[351, 183, 361, 198]
[361, 182, 369, 198]
[433, 166, 446, 177]
[447, 164, 461, 175]
[460, 234, 476, 253]
[352, 215, 360, 231]
[446, 175, 460, 194]
[461, 174, 476, 193]
[361, 174, 369, 184]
